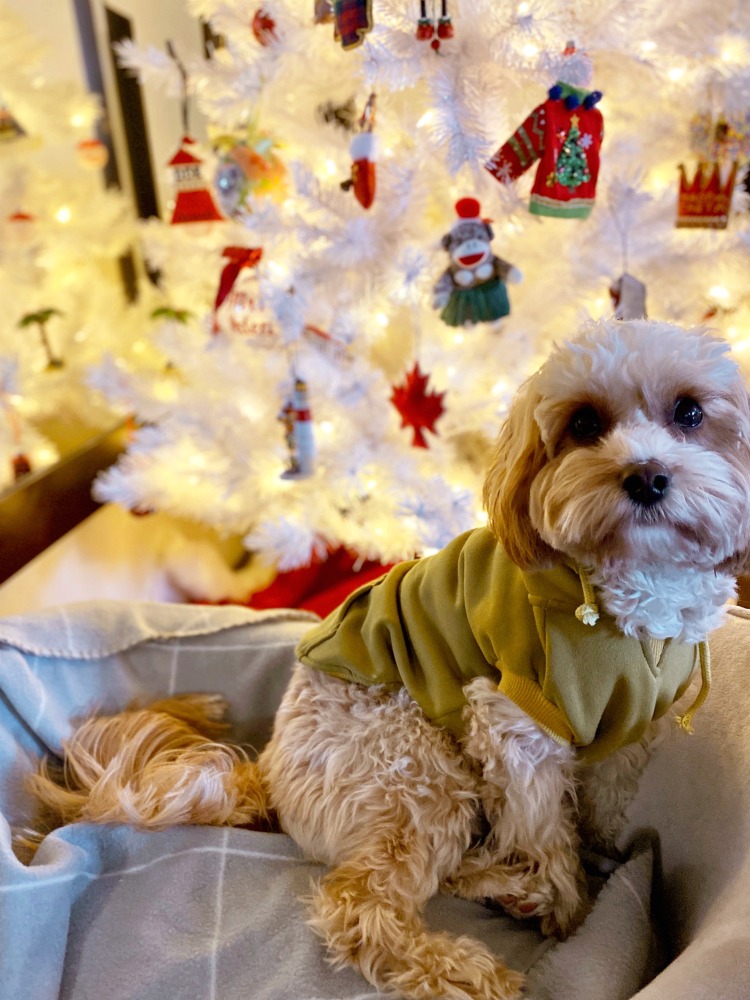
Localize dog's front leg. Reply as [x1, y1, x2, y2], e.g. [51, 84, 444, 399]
[444, 678, 586, 938]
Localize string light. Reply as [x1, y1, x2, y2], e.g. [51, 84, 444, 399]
[55, 206, 71, 224]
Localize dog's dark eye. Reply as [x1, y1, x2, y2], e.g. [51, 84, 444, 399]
[567, 405, 602, 442]
[674, 397, 703, 429]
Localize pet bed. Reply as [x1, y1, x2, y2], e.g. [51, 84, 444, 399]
[0, 600, 747, 999]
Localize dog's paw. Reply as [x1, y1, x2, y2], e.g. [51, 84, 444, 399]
[493, 854, 586, 939]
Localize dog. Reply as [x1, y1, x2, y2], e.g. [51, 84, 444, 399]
[25, 318, 750, 1000]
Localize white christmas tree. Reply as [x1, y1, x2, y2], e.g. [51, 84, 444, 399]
[94, 0, 750, 576]
[0, 3, 153, 490]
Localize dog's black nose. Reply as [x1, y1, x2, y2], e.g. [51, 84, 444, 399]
[621, 460, 670, 506]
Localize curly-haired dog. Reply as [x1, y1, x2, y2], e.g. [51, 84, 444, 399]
[26, 319, 750, 1000]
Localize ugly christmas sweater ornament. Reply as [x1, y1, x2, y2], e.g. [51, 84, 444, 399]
[433, 198, 520, 327]
[333, 0, 373, 49]
[341, 93, 377, 209]
[486, 79, 603, 219]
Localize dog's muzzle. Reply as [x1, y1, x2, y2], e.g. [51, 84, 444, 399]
[621, 460, 670, 506]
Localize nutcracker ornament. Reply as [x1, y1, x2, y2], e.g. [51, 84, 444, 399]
[341, 93, 377, 210]
[485, 41, 603, 219]
[433, 198, 521, 327]
[280, 377, 315, 478]
[416, 1, 453, 52]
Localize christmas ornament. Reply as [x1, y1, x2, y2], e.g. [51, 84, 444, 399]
[163, 42, 222, 223]
[168, 136, 224, 223]
[609, 273, 647, 320]
[689, 110, 750, 165]
[18, 309, 64, 370]
[391, 362, 445, 448]
[1, 383, 32, 482]
[676, 161, 738, 229]
[76, 138, 109, 169]
[6, 210, 36, 253]
[212, 128, 286, 216]
[317, 97, 358, 132]
[302, 324, 351, 365]
[213, 247, 277, 344]
[333, 0, 373, 50]
[0, 105, 26, 143]
[152, 306, 193, 324]
[485, 42, 603, 219]
[433, 198, 521, 327]
[416, 1, 453, 52]
[12, 452, 32, 481]
[314, 0, 334, 23]
[280, 378, 315, 478]
[341, 93, 377, 210]
[251, 7, 277, 46]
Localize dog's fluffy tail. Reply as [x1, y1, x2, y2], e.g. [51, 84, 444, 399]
[24, 694, 269, 834]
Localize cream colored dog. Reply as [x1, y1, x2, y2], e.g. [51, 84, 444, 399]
[26, 319, 750, 1000]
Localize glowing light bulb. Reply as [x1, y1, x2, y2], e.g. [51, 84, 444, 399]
[417, 110, 435, 128]
[709, 285, 730, 303]
[667, 66, 685, 82]
[55, 206, 71, 224]
[319, 420, 334, 435]
[640, 40, 657, 54]
[325, 159, 338, 176]
[521, 43, 539, 57]
[375, 312, 389, 327]
[517, 1, 531, 14]
[453, 332, 465, 345]
[70, 112, 87, 128]
[366, 478, 378, 490]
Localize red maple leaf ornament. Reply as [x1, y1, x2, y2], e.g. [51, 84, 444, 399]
[390, 362, 446, 448]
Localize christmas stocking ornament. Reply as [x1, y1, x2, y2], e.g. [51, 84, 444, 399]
[433, 198, 521, 326]
[485, 41, 603, 219]
[341, 93, 377, 209]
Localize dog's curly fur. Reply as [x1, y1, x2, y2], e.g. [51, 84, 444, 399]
[24, 319, 750, 1000]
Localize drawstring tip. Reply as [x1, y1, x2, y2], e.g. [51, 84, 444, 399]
[575, 602, 599, 626]
[675, 714, 695, 735]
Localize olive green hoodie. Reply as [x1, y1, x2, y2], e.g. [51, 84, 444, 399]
[296, 528, 703, 762]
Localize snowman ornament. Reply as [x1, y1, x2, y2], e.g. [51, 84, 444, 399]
[433, 198, 521, 327]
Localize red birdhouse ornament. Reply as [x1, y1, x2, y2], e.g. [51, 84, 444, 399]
[167, 136, 223, 224]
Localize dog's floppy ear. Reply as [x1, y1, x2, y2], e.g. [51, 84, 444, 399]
[719, 386, 750, 578]
[483, 375, 556, 569]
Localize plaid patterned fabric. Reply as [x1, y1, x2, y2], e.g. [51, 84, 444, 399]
[334, 0, 373, 49]
[0, 600, 658, 999]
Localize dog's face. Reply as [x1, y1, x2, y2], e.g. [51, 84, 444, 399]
[484, 319, 750, 572]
